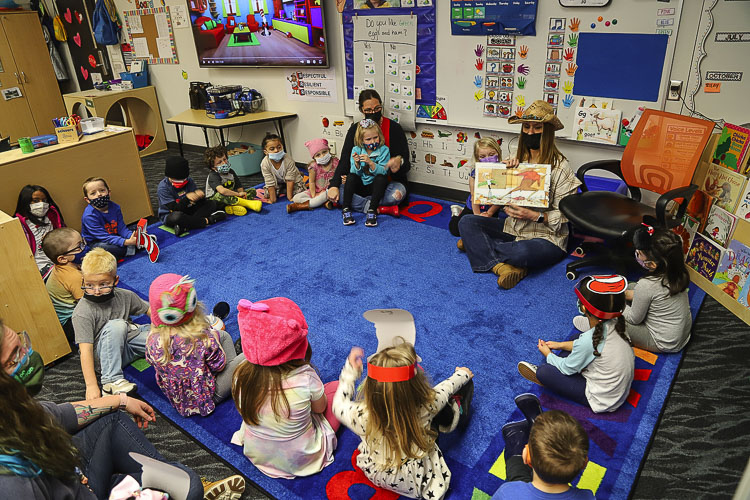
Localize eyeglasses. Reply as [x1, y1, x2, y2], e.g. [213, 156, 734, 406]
[362, 105, 383, 114]
[3, 331, 31, 375]
[81, 282, 115, 293]
[63, 239, 86, 255]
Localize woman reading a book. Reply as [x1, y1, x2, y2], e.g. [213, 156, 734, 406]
[458, 100, 581, 290]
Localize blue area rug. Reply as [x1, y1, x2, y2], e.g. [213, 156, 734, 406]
[119, 194, 705, 500]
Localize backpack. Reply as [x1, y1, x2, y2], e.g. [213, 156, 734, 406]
[53, 14, 67, 41]
[93, 0, 120, 45]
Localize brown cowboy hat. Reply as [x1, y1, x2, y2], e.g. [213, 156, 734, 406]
[508, 100, 564, 131]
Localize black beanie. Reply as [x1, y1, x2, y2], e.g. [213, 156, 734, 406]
[165, 156, 190, 179]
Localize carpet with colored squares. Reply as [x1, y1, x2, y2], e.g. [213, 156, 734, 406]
[118, 193, 704, 499]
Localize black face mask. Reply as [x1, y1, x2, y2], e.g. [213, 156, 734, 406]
[83, 289, 116, 303]
[364, 111, 382, 123]
[525, 132, 542, 150]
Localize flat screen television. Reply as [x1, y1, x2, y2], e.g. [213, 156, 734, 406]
[187, 0, 328, 68]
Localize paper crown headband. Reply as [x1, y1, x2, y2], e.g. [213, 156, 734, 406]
[363, 308, 420, 382]
[367, 362, 417, 383]
[574, 275, 627, 320]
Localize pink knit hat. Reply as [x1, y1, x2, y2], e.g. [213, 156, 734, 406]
[305, 138, 329, 158]
[149, 274, 198, 328]
[237, 297, 309, 366]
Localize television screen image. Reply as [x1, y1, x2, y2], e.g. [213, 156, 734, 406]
[187, 0, 328, 68]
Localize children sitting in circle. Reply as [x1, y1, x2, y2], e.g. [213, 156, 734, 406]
[231, 297, 339, 479]
[260, 133, 306, 204]
[342, 119, 391, 227]
[15, 184, 66, 278]
[449, 138, 504, 244]
[203, 145, 261, 216]
[286, 138, 339, 214]
[518, 274, 635, 413]
[333, 342, 473, 499]
[146, 274, 246, 417]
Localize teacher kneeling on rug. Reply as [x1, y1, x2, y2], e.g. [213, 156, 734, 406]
[458, 100, 581, 290]
[327, 89, 411, 216]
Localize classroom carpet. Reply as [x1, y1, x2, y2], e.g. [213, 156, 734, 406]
[117, 195, 705, 500]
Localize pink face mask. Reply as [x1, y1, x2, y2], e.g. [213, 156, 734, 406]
[635, 251, 652, 270]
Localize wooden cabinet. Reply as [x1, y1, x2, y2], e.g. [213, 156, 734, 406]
[0, 12, 66, 143]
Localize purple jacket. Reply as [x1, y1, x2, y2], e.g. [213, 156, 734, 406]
[15, 205, 65, 253]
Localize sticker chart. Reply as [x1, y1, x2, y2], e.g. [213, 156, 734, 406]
[353, 15, 418, 130]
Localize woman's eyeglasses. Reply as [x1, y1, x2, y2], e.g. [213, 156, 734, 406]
[362, 105, 383, 114]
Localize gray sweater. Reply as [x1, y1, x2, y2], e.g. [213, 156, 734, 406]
[624, 277, 692, 352]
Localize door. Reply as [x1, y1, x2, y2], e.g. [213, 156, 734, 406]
[2, 13, 65, 136]
[56, 0, 113, 90]
[0, 15, 38, 142]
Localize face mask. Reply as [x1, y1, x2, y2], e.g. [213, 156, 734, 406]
[71, 251, 85, 265]
[12, 349, 44, 397]
[171, 179, 189, 189]
[29, 202, 49, 218]
[635, 251, 652, 270]
[479, 155, 499, 163]
[577, 300, 587, 316]
[364, 111, 382, 123]
[216, 163, 231, 174]
[315, 153, 332, 165]
[89, 194, 110, 209]
[524, 132, 542, 150]
[269, 150, 286, 162]
[366, 141, 380, 151]
[84, 289, 116, 303]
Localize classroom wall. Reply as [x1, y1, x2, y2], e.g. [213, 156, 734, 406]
[108, 0, 742, 198]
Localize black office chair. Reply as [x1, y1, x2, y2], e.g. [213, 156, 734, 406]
[559, 109, 715, 280]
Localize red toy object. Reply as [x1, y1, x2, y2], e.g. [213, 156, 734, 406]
[136, 218, 160, 263]
[378, 205, 400, 218]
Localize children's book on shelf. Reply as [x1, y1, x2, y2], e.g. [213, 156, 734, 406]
[703, 204, 737, 247]
[674, 214, 699, 256]
[686, 233, 723, 281]
[712, 239, 750, 302]
[473, 162, 552, 208]
[739, 272, 750, 308]
[712, 123, 750, 173]
[702, 163, 747, 213]
[685, 190, 715, 233]
[735, 180, 750, 222]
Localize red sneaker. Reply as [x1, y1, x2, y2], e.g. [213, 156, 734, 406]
[377, 205, 400, 217]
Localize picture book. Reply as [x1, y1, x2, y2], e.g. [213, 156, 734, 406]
[739, 272, 750, 309]
[712, 123, 750, 173]
[572, 107, 622, 145]
[712, 239, 750, 302]
[703, 204, 737, 247]
[673, 215, 699, 256]
[685, 190, 715, 233]
[702, 163, 746, 213]
[686, 233, 723, 280]
[735, 180, 750, 222]
[473, 162, 552, 208]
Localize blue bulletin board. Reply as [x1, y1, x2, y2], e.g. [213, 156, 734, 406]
[450, 0, 539, 36]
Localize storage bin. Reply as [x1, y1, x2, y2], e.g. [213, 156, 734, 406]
[80, 117, 105, 134]
[227, 141, 264, 176]
[54, 122, 82, 143]
[121, 61, 149, 89]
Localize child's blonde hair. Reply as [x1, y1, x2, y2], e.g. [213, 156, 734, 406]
[150, 302, 211, 365]
[354, 119, 385, 148]
[473, 138, 502, 162]
[81, 247, 117, 276]
[82, 177, 109, 197]
[360, 343, 437, 468]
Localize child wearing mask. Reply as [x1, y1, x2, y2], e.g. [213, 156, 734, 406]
[203, 145, 261, 216]
[14, 184, 65, 278]
[287, 138, 339, 213]
[260, 133, 306, 204]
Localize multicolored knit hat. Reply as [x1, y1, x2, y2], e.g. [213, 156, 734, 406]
[237, 297, 309, 366]
[149, 274, 198, 327]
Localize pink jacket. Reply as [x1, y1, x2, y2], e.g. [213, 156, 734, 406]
[15, 205, 65, 253]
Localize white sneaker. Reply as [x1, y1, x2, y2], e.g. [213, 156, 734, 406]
[206, 314, 225, 332]
[102, 378, 136, 395]
[450, 204, 464, 217]
[203, 474, 245, 500]
[517, 361, 542, 386]
[573, 315, 590, 332]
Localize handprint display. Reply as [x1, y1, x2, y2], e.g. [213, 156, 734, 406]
[474, 89, 485, 101]
[516, 76, 526, 89]
[517, 64, 530, 75]
[569, 17, 580, 32]
[566, 62, 578, 76]
[567, 33, 579, 48]
[473, 75, 483, 88]
[562, 94, 575, 109]
[563, 48, 575, 61]
[515, 106, 524, 118]
[475, 58, 484, 70]
[515, 95, 526, 107]
[519, 45, 529, 59]
[475, 44, 485, 57]
[563, 81, 574, 94]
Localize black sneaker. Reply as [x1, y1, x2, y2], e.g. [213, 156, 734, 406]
[173, 224, 185, 237]
[212, 301, 230, 321]
[365, 210, 378, 227]
[209, 211, 227, 224]
[342, 209, 355, 225]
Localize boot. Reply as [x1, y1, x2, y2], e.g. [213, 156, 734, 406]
[514, 393, 542, 426]
[135, 219, 160, 263]
[287, 200, 311, 213]
[224, 205, 248, 216]
[378, 205, 400, 217]
[492, 262, 528, 289]
[324, 200, 335, 210]
[502, 419, 531, 457]
[202, 474, 245, 500]
[456, 239, 465, 252]
[235, 198, 262, 212]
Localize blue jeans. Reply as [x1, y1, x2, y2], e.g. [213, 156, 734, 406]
[339, 181, 407, 213]
[91, 241, 135, 260]
[458, 215, 566, 272]
[72, 412, 202, 500]
[96, 320, 149, 384]
[535, 335, 591, 408]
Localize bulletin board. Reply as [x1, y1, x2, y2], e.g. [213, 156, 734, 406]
[378, 0, 685, 138]
[123, 7, 179, 64]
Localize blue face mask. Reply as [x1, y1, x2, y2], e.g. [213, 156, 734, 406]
[216, 162, 231, 174]
[366, 141, 380, 151]
[479, 155, 499, 163]
[71, 251, 85, 265]
[269, 150, 286, 162]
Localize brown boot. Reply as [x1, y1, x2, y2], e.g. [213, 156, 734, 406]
[287, 201, 311, 213]
[492, 262, 528, 289]
[456, 239, 465, 251]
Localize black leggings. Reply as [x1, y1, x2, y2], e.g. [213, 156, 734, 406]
[164, 199, 220, 230]
[343, 173, 389, 211]
[449, 206, 472, 237]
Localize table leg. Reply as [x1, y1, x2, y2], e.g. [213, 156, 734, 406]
[277, 120, 287, 149]
[219, 128, 226, 146]
[175, 124, 183, 156]
[203, 127, 210, 148]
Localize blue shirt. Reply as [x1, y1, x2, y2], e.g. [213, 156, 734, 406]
[156, 177, 199, 221]
[492, 482, 594, 500]
[80, 202, 130, 247]
[350, 144, 390, 185]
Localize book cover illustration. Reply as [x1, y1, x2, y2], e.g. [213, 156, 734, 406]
[703, 163, 746, 213]
[686, 233, 723, 281]
[739, 272, 750, 308]
[712, 123, 750, 173]
[473, 162, 552, 208]
[572, 107, 622, 145]
[713, 240, 750, 301]
[734, 180, 750, 222]
[703, 204, 737, 247]
[673, 215, 699, 256]
[685, 190, 715, 233]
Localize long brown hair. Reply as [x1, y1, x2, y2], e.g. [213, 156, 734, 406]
[361, 343, 437, 468]
[232, 345, 312, 425]
[515, 122, 566, 168]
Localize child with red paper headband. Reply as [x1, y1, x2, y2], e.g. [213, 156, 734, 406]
[333, 342, 473, 499]
[230, 298, 339, 479]
[517, 275, 635, 413]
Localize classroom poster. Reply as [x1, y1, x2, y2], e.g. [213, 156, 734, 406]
[450, 0, 538, 36]
[320, 115, 353, 158]
[285, 68, 338, 103]
[354, 15, 418, 130]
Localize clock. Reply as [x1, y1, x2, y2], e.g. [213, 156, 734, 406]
[559, 0, 612, 6]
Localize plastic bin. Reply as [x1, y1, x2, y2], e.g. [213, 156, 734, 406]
[580, 175, 628, 195]
[121, 62, 149, 89]
[227, 141, 264, 176]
